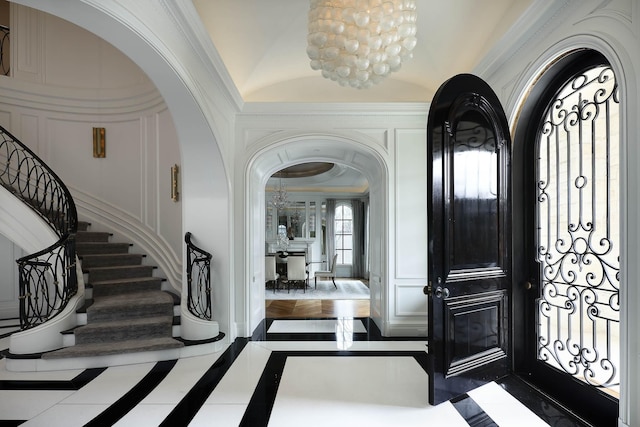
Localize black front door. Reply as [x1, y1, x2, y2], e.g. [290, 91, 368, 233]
[426, 74, 512, 405]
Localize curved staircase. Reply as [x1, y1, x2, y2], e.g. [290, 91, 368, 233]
[42, 221, 184, 360]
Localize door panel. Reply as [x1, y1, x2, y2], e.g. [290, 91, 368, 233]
[427, 74, 511, 405]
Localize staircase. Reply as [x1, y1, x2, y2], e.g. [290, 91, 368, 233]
[42, 221, 184, 360]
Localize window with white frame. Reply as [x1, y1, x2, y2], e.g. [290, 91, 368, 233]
[335, 202, 352, 265]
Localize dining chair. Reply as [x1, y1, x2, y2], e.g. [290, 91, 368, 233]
[286, 255, 307, 293]
[265, 255, 279, 292]
[314, 253, 338, 288]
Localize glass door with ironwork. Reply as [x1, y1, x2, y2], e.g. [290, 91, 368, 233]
[519, 51, 620, 426]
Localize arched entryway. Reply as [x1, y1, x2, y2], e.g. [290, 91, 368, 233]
[511, 46, 623, 426]
[244, 133, 389, 336]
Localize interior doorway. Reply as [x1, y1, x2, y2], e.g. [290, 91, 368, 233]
[245, 135, 388, 336]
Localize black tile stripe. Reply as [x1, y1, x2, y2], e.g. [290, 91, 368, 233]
[496, 376, 593, 427]
[450, 393, 497, 427]
[0, 420, 24, 426]
[158, 338, 249, 427]
[239, 352, 287, 427]
[84, 360, 177, 427]
[240, 349, 431, 426]
[0, 367, 106, 390]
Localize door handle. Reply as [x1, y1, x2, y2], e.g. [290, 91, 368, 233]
[434, 286, 450, 299]
[424, 282, 449, 298]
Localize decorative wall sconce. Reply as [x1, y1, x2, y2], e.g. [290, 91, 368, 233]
[92, 127, 106, 158]
[171, 164, 180, 202]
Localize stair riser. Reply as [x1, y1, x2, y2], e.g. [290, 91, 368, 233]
[81, 255, 144, 269]
[75, 323, 173, 344]
[76, 243, 131, 255]
[92, 280, 162, 297]
[88, 304, 174, 322]
[75, 232, 112, 243]
[88, 266, 154, 282]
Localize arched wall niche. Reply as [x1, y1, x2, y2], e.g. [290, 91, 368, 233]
[242, 132, 389, 336]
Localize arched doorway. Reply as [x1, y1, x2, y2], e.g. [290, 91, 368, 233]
[512, 48, 621, 425]
[244, 134, 389, 336]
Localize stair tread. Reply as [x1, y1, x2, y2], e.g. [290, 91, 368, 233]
[77, 241, 130, 245]
[89, 291, 174, 309]
[86, 264, 153, 271]
[42, 337, 184, 359]
[80, 253, 144, 260]
[75, 315, 173, 330]
[89, 276, 164, 286]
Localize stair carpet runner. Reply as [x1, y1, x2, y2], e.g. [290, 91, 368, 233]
[42, 221, 184, 359]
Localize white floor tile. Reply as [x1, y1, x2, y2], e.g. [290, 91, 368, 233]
[189, 403, 247, 427]
[205, 342, 272, 405]
[20, 404, 110, 427]
[0, 358, 82, 381]
[113, 404, 176, 426]
[468, 381, 550, 427]
[0, 390, 74, 420]
[60, 362, 154, 405]
[256, 340, 428, 352]
[269, 356, 469, 427]
[268, 319, 367, 334]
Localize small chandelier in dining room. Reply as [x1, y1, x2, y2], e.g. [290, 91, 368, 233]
[306, 0, 417, 89]
[269, 179, 289, 210]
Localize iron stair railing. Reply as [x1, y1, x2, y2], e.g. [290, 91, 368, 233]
[184, 232, 212, 320]
[0, 24, 9, 76]
[0, 125, 78, 329]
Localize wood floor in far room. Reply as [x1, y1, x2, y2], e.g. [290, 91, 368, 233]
[266, 299, 370, 318]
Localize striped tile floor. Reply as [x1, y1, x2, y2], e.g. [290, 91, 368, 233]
[0, 318, 589, 426]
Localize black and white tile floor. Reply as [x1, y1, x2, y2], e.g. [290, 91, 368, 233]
[0, 318, 589, 426]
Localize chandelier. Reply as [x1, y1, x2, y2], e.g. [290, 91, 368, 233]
[306, 0, 417, 89]
[270, 179, 289, 210]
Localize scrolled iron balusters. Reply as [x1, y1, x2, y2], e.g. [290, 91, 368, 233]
[185, 232, 212, 321]
[0, 125, 78, 330]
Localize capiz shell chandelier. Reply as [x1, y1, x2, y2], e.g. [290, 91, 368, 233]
[307, 0, 417, 89]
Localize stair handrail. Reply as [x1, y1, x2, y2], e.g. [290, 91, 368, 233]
[184, 232, 212, 320]
[0, 24, 9, 76]
[0, 125, 78, 329]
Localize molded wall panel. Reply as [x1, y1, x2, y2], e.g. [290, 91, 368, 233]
[395, 128, 427, 279]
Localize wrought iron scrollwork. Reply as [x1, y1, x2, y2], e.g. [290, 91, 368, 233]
[185, 232, 212, 320]
[17, 234, 77, 329]
[536, 65, 619, 391]
[0, 125, 78, 329]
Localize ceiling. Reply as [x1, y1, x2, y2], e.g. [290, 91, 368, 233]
[192, 0, 535, 192]
[193, 0, 535, 103]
